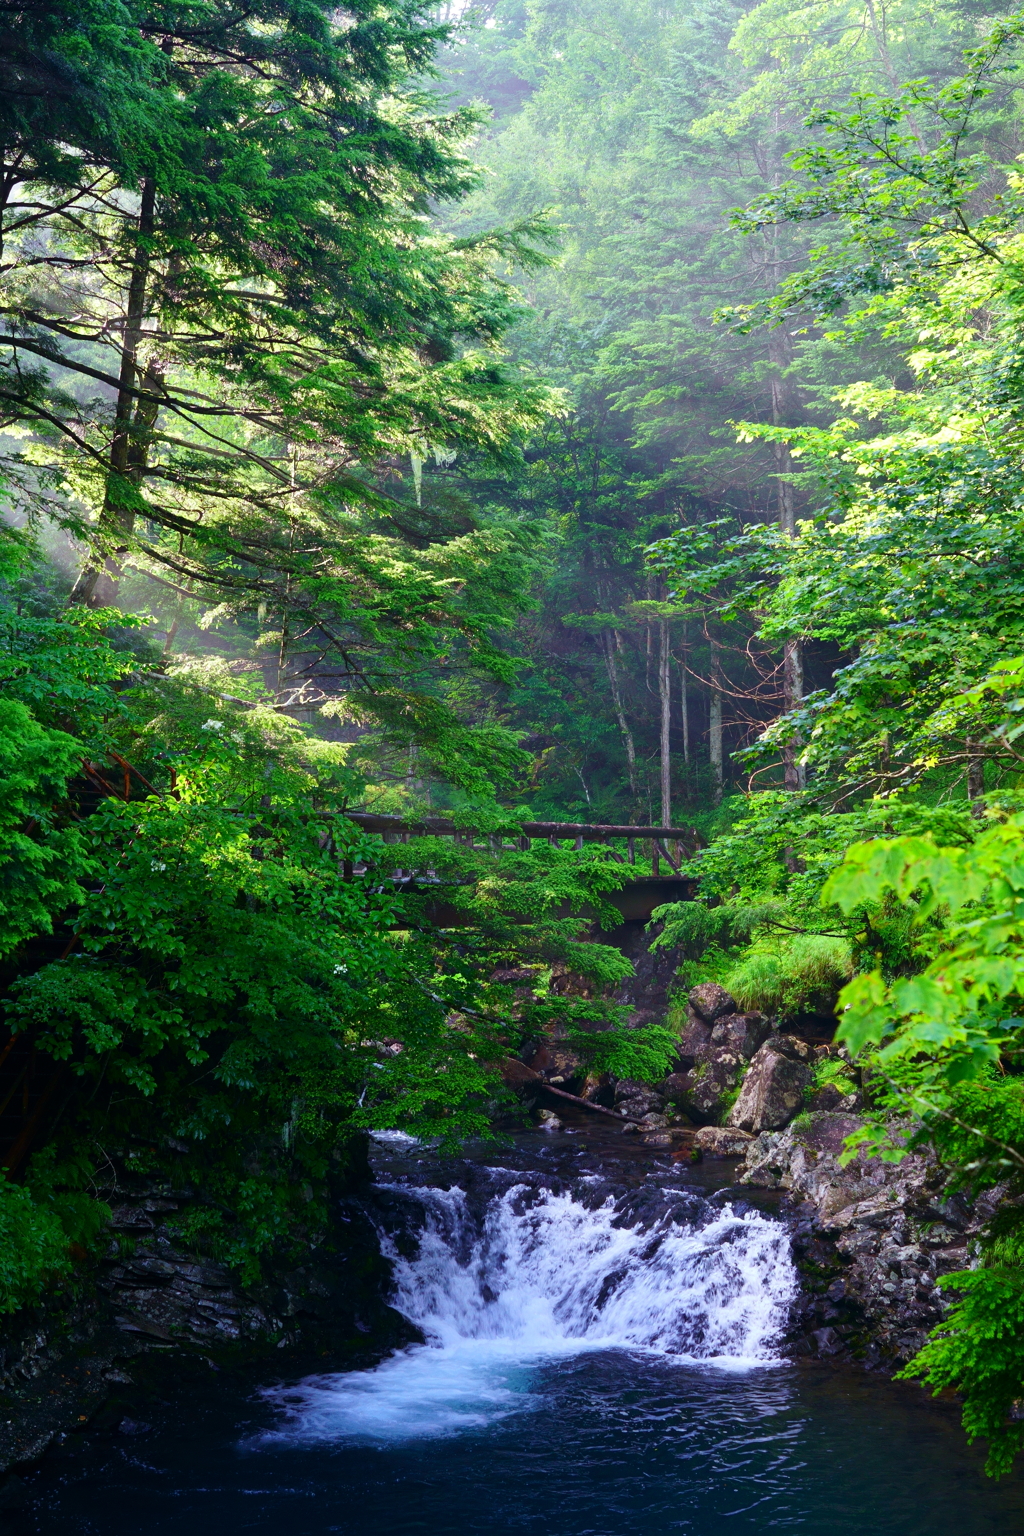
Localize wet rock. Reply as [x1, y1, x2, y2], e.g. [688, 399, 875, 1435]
[537, 1110, 563, 1131]
[640, 1131, 674, 1148]
[117, 1417, 151, 1436]
[639, 1113, 669, 1130]
[809, 1326, 845, 1357]
[658, 1071, 693, 1103]
[499, 1057, 542, 1088]
[687, 983, 737, 1024]
[694, 1126, 755, 1158]
[726, 1036, 812, 1133]
[807, 1083, 863, 1114]
[613, 1080, 663, 1119]
[684, 1047, 744, 1124]
[528, 1045, 584, 1089]
[672, 1011, 710, 1072]
[580, 1072, 615, 1106]
[739, 1112, 1007, 1367]
[709, 1012, 771, 1060]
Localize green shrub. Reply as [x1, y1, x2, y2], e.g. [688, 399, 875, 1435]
[0, 1176, 73, 1314]
[724, 936, 853, 1018]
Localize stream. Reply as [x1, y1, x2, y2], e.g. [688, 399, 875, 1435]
[22, 1127, 1024, 1534]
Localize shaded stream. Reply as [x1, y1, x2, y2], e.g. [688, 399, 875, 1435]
[22, 1127, 1024, 1533]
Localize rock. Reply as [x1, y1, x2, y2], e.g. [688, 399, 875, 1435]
[613, 1080, 663, 1118]
[580, 1072, 614, 1106]
[726, 1036, 812, 1132]
[735, 1112, 1000, 1368]
[639, 1113, 669, 1129]
[619, 1099, 661, 1125]
[525, 1043, 583, 1086]
[674, 1011, 712, 1072]
[684, 1047, 744, 1124]
[694, 1126, 755, 1158]
[659, 1072, 693, 1102]
[709, 1012, 771, 1059]
[770, 1033, 814, 1062]
[807, 1083, 863, 1114]
[640, 1132, 674, 1147]
[809, 1326, 845, 1357]
[498, 1057, 541, 1087]
[621, 1122, 642, 1134]
[537, 1110, 563, 1131]
[687, 983, 737, 1024]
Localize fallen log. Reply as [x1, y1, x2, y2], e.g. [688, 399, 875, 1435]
[497, 1056, 627, 1120]
[538, 1082, 628, 1121]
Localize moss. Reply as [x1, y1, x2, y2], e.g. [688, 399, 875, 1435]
[812, 1057, 857, 1094]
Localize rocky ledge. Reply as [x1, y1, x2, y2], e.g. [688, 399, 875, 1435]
[0, 1143, 416, 1479]
[516, 978, 1001, 1376]
[734, 1109, 1003, 1368]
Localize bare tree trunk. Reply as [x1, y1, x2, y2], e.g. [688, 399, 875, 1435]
[709, 688, 723, 805]
[658, 620, 671, 826]
[709, 637, 724, 804]
[602, 630, 638, 797]
[967, 740, 985, 815]
[783, 638, 804, 791]
[680, 653, 690, 767]
[768, 312, 806, 790]
[72, 178, 157, 607]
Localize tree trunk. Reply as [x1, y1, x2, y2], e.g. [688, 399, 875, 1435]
[768, 314, 806, 790]
[783, 637, 804, 791]
[709, 637, 724, 804]
[71, 178, 157, 607]
[680, 654, 690, 767]
[603, 629, 638, 797]
[709, 687, 723, 805]
[967, 740, 985, 815]
[658, 620, 671, 826]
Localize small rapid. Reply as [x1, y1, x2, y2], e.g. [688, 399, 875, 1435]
[264, 1162, 798, 1444]
[29, 1132, 1024, 1535]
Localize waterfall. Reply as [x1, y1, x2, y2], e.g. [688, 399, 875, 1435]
[262, 1172, 797, 1445]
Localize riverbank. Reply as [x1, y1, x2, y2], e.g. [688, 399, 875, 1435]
[0, 1106, 1001, 1503]
[11, 1123, 1024, 1536]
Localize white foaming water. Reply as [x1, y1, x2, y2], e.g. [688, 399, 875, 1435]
[262, 1178, 797, 1445]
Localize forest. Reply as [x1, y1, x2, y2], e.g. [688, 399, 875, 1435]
[4, 0, 1024, 1484]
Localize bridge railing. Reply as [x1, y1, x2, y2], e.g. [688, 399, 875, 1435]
[341, 812, 700, 875]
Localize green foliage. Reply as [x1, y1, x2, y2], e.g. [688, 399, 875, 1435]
[0, 1175, 73, 1315]
[823, 809, 1024, 1073]
[901, 1265, 1024, 1479]
[0, 698, 89, 958]
[723, 936, 853, 1019]
[0, 543, 665, 1286]
[812, 1055, 855, 1094]
[0, 1148, 111, 1314]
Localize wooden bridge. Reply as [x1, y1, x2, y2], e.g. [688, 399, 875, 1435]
[342, 811, 699, 925]
[343, 811, 698, 871]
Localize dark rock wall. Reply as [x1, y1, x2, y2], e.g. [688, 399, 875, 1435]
[739, 1112, 1000, 1368]
[0, 1138, 416, 1475]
